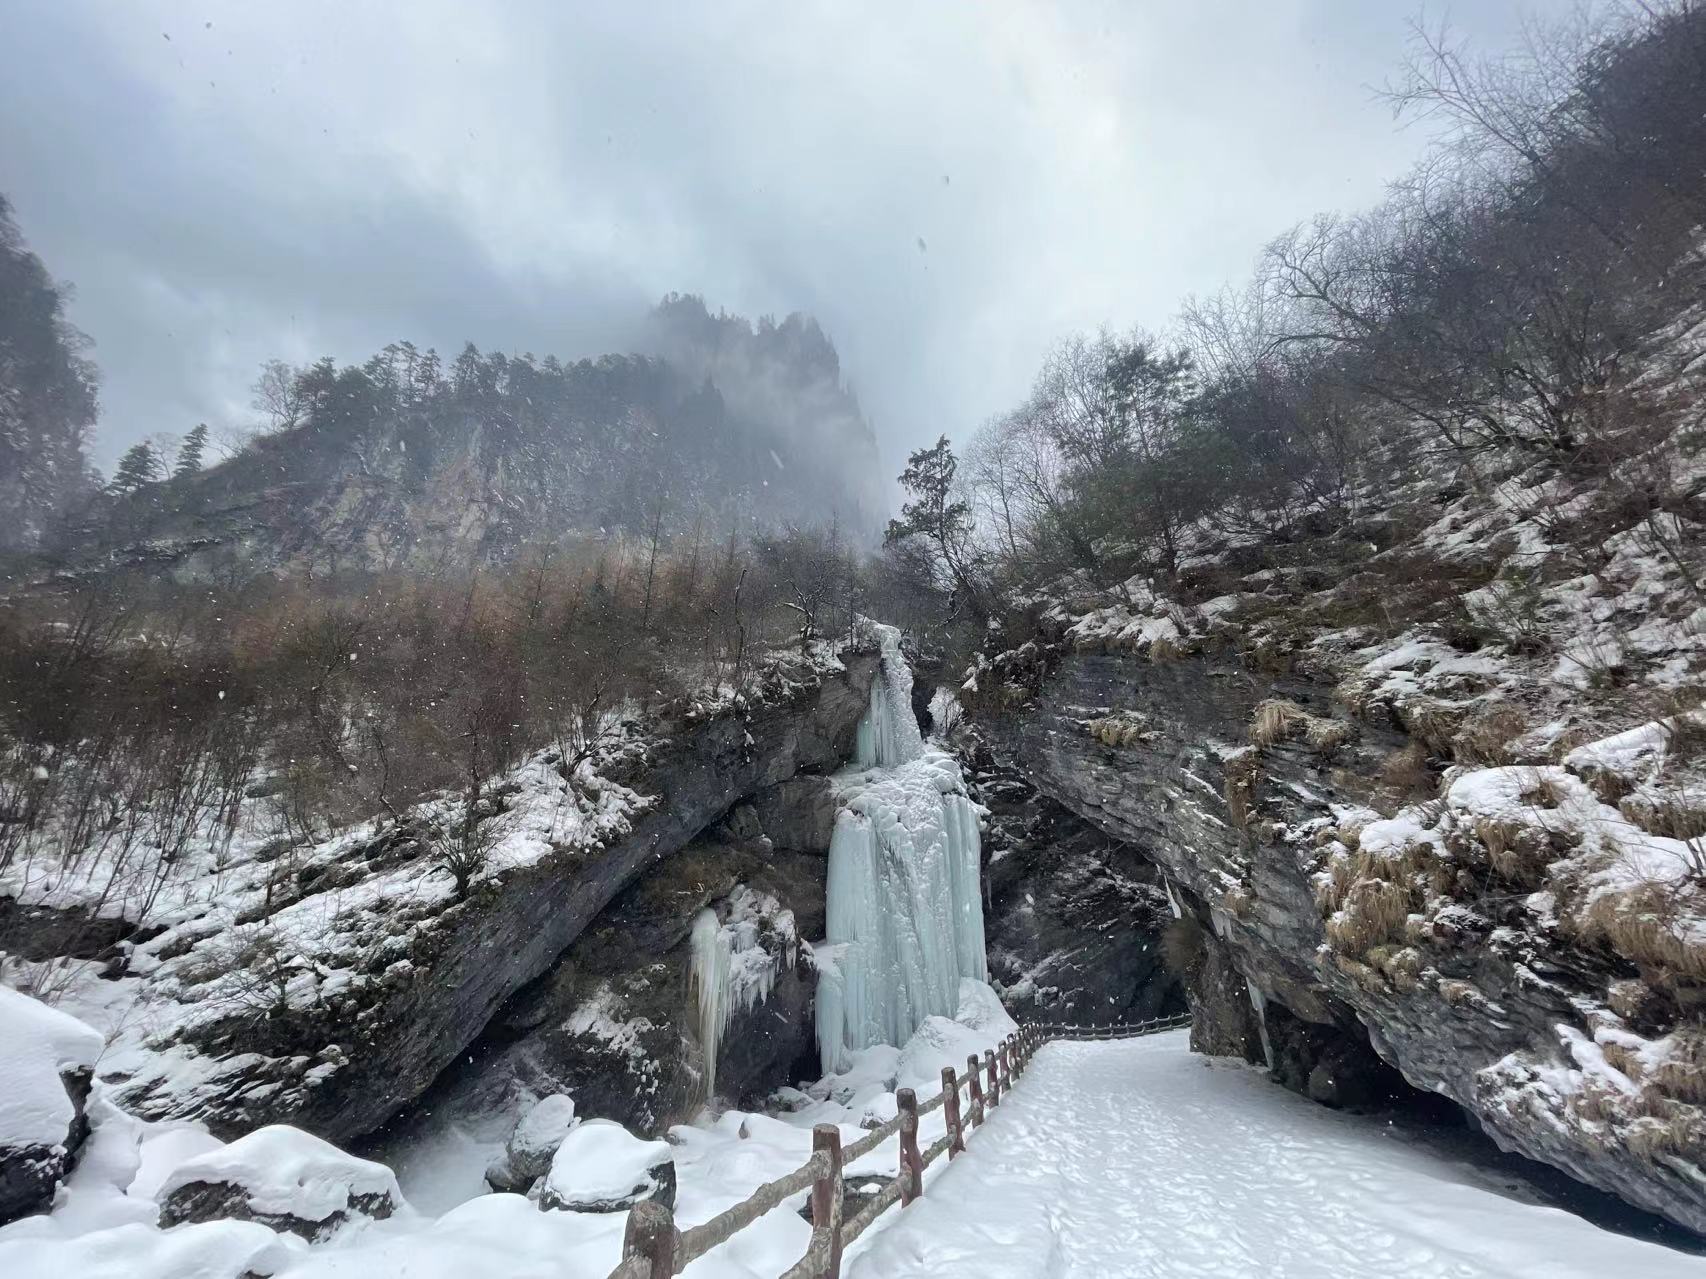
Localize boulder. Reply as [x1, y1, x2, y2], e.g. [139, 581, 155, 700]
[155, 1125, 401, 1241]
[535, 1119, 675, 1213]
[485, 1094, 578, 1194]
[0, 986, 103, 1224]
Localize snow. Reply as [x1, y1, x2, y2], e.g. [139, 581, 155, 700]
[509, 1095, 579, 1167]
[0, 1219, 295, 1279]
[539, 1119, 671, 1207]
[126, 1125, 224, 1200]
[0, 985, 104, 1148]
[816, 624, 989, 1074]
[846, 1033, 1700, 1278]
[154, 1125, 402, 1224]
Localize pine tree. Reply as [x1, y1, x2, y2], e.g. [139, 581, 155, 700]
[174, 423, 209, 478]
[885, 435, 985, 621]
[109, 442, 162, 494]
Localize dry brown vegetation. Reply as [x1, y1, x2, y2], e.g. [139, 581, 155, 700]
[0, 526, 876, 924]
[1248, 698, 1355, 754]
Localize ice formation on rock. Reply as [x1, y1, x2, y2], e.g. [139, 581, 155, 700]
[816, 625, 988, 1073]
[688, 888, 792, 1097]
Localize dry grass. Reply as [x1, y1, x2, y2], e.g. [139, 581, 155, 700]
[1223, 750, 1261, 831]
[1365, 943, 1424, 993]
[1378, 743, 1437, 809]
[1648, 1028, 1706, 1106]
[1621, 790, 1706, 842]
[1399, 697, 1470, 756]
[1325, 877, 1414, 953]
[1249, 698, 1356, 755]
[1451, 703, 1530, 766]
[1085, 711, 1156, 750]
[1250, 698, 1306, 746]
[1148, 635, 1186, 663]
[1566, 880, 1706, 984]
[1607, 977, 1658, 1022]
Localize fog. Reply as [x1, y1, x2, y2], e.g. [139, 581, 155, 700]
[0, 0, 1532, 478]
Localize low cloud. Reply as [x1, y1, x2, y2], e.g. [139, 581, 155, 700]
[0, 0, 1530, 476]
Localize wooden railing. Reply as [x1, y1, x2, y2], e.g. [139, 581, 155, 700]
[605, 1013, 1189, 1279]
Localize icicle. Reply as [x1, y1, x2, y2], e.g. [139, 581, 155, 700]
[1162, 874, 1183, 920]
[1247, 981, 1275, 1071]
[690, 909, 731, 1096]
[690, 890, 788, 1097]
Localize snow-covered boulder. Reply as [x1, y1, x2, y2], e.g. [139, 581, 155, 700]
[484, 1094, 578, 1194]
[0, 986, 104, 1224]
[155, 1124, 402, 1240]
[534, 1119, 674, 1213]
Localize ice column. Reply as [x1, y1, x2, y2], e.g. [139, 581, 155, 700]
[816, 625, 988, 1074]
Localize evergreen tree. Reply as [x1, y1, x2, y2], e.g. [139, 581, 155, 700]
[174, 423, 208, 478]
[109, 442, 162, 494]
[0, 193, 99, 549]
[885, 435, 985, 620]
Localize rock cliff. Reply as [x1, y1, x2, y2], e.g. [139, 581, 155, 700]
[1002, 644, 1706, 1233]
[108, 650, 877, 1144]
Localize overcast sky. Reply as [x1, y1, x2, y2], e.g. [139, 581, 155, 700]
[2, 0, 1537, 478]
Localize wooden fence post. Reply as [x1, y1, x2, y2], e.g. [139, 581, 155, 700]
[811, 1123, 844, 1279]
[622, 1200, 677, 1279]
[942, 1066, 965, 1158]
[985, 1048, 999, 1107]
[897, 1088, 923, 1205]
[966, 1054, 985, 1128]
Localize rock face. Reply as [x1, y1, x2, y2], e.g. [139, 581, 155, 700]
[967, 738, 1182, 1025]
[155, 1125, 400, 1241]
[481, 821, 825, 1137]
[1011, 650, 1706, 1233]
[0, 988, 103, 1224]
[115, 650, 877, 1144]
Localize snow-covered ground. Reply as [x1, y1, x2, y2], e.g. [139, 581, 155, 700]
[847, 1031, 1700, 1279]
[0, 979, 1016, 1279]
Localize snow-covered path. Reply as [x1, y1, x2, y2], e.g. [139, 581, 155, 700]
[846, 1032, 1697, 1278]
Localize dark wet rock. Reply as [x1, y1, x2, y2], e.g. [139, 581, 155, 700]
[747, 775, 838, 855]
[484, 1094, 578, 1194]
[967, 736, 1182, 1026]
[479, 837, 825, 1137]
[0, 989, 102, 1225]
[796, 1172, 895, 1224]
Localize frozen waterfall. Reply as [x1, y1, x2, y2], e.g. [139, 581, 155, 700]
[815, 625, 987, 1074]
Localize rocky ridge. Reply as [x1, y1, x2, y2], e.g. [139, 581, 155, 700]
[968, 430, 1706, 1231]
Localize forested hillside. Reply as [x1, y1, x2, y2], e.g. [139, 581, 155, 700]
[25, 294, 882, 582]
